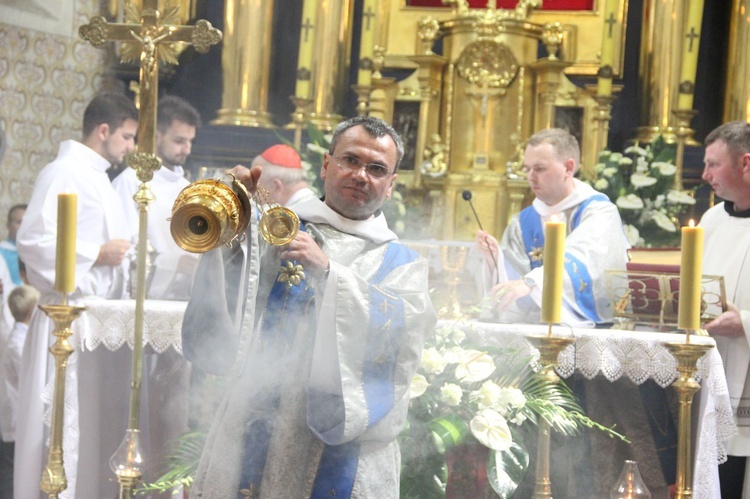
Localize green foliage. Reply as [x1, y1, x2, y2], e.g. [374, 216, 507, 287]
[584, 136, 696, 248]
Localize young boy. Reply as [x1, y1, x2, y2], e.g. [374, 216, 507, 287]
[0, 285, 40, 498]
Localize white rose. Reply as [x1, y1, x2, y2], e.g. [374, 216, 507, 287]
[420, 347, 447, 375]
[497, 387, 526, 410]
[652, 211, 677, 232]
[652, 161, 677, 176]
[439, 383, 464, 406]
[594, 178, 609, 191]
[618, 157, 633, 166]
[616, 194, 644, 210]
[472, 380, 503, 410]
[510, 413, 527, 425]
[667, 190, 696, 205]
[470, 409, 513, 451]
[610, 152, 623, 161]
[624, 145, 648, 156]
[636, 156, 649, 172]
[631, 173, 658, 188]
[594, 162, 605, 174]
[410, 374, 429, 399]
[623, 224, 641, 246]
[603, 167, 618, 178]
[442, 346, 466, 364]
[455, 349, 496, 382]
[598, 151, 611, 160]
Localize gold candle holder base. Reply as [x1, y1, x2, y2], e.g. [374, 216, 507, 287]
[671, 108, 700, 190]
[111, 428, 144, 499]
[38, 303, 87, 498]
[288, 96, 312, 150]
[351, 84, 372, 116]
[665, 341, 712, 499]
[526, 333, 575, 499]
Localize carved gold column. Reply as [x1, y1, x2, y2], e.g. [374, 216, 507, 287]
[723, 0, 750, 122]
[308, 0, 354, 132]
[213, 0, 275, 127]
[531, 58, 572, 130]
[636, 0, 690, 142]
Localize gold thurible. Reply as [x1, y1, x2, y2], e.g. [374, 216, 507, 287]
[39, 300, 87, 498]
[170, 174, 299, 253]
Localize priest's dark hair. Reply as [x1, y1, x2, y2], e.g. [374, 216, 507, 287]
[328, 115, 405, 171]
[705, 121, 750, 160]
[82, 91, 138, 137]
[157, 95, 201, 132]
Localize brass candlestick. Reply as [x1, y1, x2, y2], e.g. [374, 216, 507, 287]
[351, 84, 372, 116]
[289, 95, 312, 151]
[526, 335, 575, 499]
[672, 108, 699, 191]
[665, 340, 712, 499]
[39, 300, 87, 498]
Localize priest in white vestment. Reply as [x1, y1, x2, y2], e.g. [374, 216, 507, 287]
[183, 116, 435, 498]
[14, 92, 137, 499]
[474, 128, 629, 326]
[700, 121, 750, 498]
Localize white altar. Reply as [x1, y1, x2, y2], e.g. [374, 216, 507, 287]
[453, 321, 735, 498]
[67, 298, 188, 497]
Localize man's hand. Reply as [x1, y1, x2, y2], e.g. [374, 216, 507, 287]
[490, 279, 532, 312]
[704, 302, 746, 338]
[96, 239, 131, 266]
[227, 164, 262, 196]
[281, 232, 330, 280]
[475, 229, 500, 272]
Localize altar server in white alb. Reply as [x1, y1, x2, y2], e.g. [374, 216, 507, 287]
[700, 120, 750, 498]
[253, 144, 318, 209]
[183, 116, 436, 498]
[113, 95, 201, 300]
[474, 128, 629, 326]
[14, 92, 136, 499]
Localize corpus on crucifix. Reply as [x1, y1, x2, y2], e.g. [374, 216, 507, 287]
[79, 0, 221, 495]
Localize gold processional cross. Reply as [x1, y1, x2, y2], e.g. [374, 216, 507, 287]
[79, 0, 221, 493]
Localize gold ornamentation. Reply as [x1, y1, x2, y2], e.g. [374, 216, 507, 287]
[120, 1, 181, 67]
[278, 260, 306, 287]
[442, 0, 469, 16]
[79, 16, 108, 46]
[456, 40, 519, 89]
[192, 19, 222, 53]
[127, 151, 162, 183]
[297, 67, 311, 81]
[542, 22, 564, 60]
[529, 247, 544, 263]
[417, 17, 440, 55]
[372, 45, 386, 79]
[421, 133, 448, 177]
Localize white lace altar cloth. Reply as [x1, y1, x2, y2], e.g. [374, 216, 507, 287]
[76, 298, 187, 353]
[449, 320, 737, 499]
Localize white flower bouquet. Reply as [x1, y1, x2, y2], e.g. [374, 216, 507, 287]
[585, 136, 696, 247]
[399, 322, 626, 498]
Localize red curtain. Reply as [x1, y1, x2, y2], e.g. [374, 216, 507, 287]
[406, 0, 594, 10]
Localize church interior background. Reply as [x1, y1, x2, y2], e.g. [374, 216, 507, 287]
[0, 0, 748, 496]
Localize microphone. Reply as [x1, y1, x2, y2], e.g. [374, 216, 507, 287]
[462, 190, 500, 284]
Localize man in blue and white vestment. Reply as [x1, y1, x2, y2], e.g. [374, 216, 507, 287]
[182, 116, 436, 498]
[475, 128, 629, 326]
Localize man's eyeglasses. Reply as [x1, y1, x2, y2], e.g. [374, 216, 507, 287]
[331, 155, 393, 179]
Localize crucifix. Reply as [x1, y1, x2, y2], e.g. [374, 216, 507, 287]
[79, 1, 221, 496]
[685, 26, 700, 52]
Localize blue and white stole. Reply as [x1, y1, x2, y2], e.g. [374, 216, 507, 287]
[239, 225, 418, 498]
[518, 194, 609, 322]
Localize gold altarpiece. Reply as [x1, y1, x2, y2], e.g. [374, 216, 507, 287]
[368, 0, 627, 241]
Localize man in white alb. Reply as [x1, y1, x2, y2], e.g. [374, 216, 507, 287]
[700, 120, 750, 498]
[15, 92, 136, 498]
[113, 95, 200, 300]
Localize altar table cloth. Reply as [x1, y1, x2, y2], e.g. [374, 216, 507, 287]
[447, 320, 736, 498]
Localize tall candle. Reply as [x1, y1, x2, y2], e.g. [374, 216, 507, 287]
[597, 0, 618, 97]
[676, 0, 705, 110]
[295, 0, 317, 99]
[678, 220, 704, 331]
[541, 218, 566, 324]
[357, 0, 376, 86]
[55, 193, 77, 294]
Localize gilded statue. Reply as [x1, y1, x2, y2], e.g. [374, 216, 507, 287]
[421, 133, 448, 177]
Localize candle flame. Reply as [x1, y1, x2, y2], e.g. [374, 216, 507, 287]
[688, 219, 695, 227]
